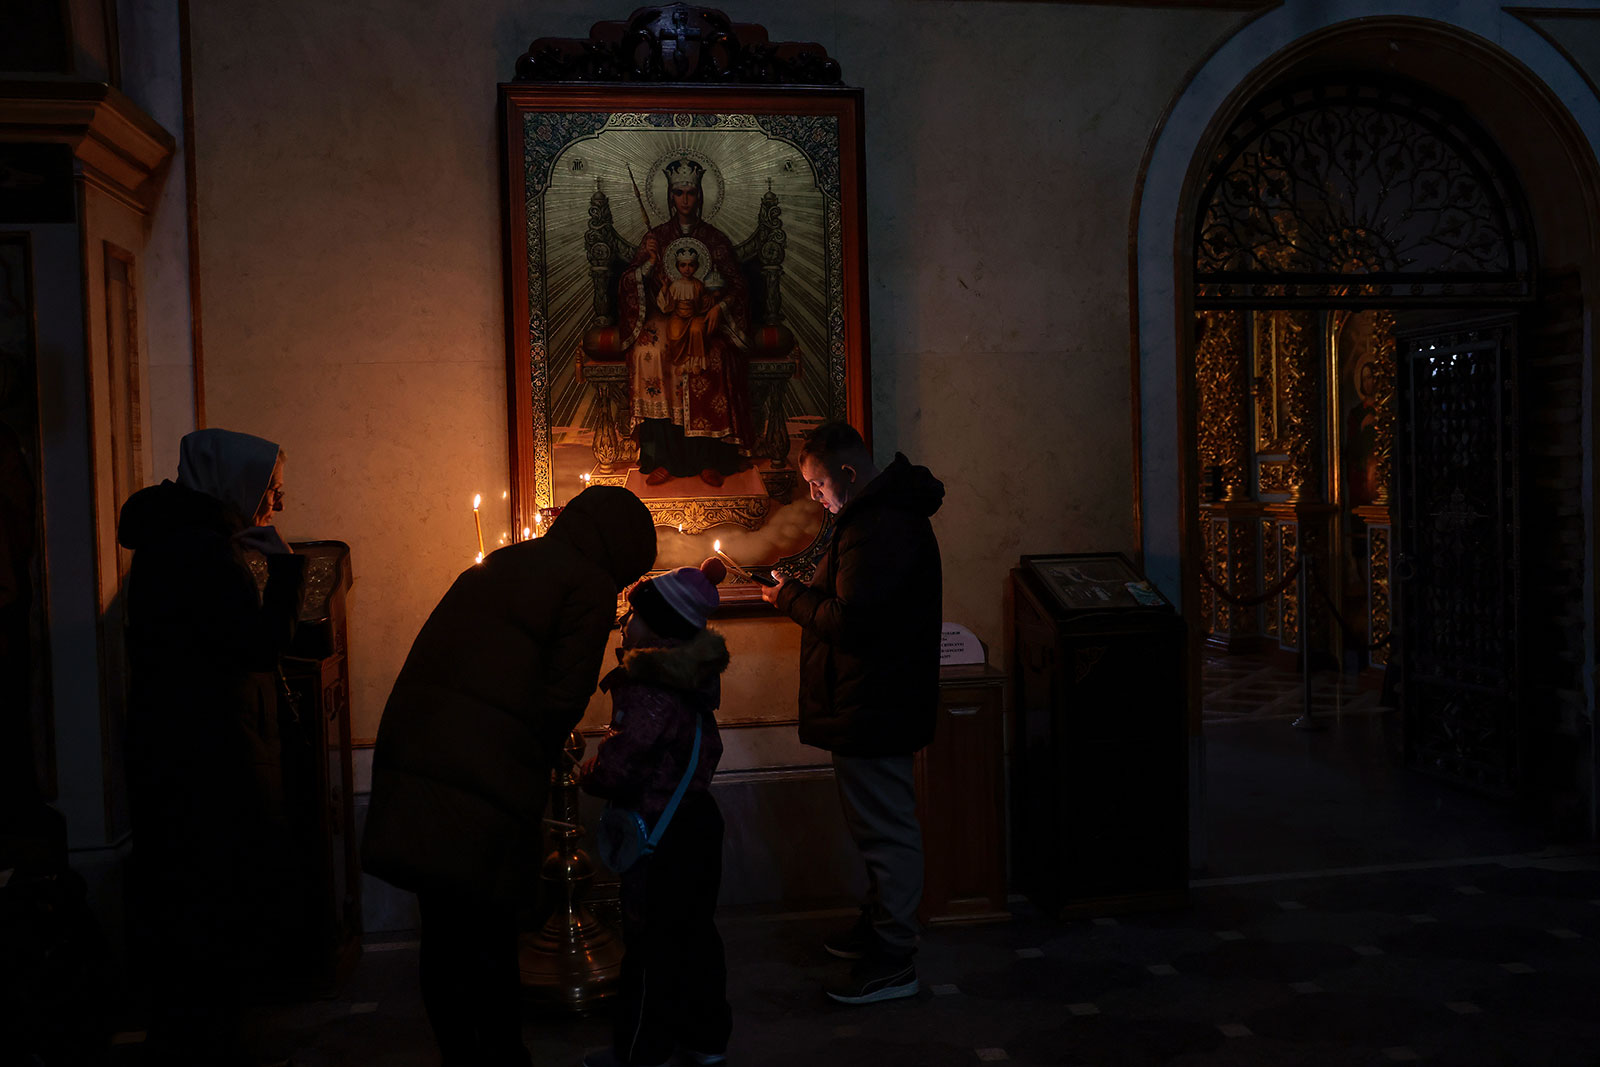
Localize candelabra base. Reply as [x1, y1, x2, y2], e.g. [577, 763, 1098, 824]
[518, 898, 623, 1014]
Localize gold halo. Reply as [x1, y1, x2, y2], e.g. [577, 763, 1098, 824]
[645, 149, 726, 223]
[663, 237, 714, 280]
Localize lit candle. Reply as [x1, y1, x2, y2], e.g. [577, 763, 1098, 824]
[713, 539, 776, 587]
[522, 526, 531, 540]
[712, 539, 747, 577]
[472, 494, 485, 559]
[678, 523, 684, 534]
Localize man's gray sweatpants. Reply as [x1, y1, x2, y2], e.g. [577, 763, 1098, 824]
[832, 752, 923, 955]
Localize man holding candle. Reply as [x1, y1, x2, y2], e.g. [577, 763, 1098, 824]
[760, 421, 945, 1005]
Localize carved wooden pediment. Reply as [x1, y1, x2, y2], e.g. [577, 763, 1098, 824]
[514, 4, 842, 85]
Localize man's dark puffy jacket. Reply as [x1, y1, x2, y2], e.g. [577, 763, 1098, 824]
[776, 453, 944, 756]
[361, 487, 655, 901]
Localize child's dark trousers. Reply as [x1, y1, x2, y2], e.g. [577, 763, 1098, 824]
[612, 790, 732, 1065]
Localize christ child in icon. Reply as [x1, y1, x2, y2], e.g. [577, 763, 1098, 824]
[659, 244, 716, 375]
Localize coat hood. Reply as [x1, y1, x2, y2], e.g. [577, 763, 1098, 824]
[610, 627, 729, 693]
[176, 428, 281, 524]
[547, 485, 657, 591]
[117, 481, 239, 552]
[846, 453, 944, 520]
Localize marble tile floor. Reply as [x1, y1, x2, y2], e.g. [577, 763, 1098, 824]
[1202, 652, 1385, 726]
[1199, 713, 1554, 881]
[109, 658, 1587, 1066]
[113, 852, 1600, 1066]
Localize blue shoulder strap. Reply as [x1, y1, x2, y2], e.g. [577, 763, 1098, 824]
[646, 714, 702, 850]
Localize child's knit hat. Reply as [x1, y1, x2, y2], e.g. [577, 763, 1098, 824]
[629, 559, 723, 638]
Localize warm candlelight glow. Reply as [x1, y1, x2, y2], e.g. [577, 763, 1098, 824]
[473, 494, 481, 509]
[471, 494, 485, 558]
[678, 523, 684, 534]
[475, 552, 484, 564]
[713, 541, 748, 576]
[522, 527, 531, 539]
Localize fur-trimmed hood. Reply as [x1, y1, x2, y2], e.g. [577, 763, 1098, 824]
[607, 627, 729, 693]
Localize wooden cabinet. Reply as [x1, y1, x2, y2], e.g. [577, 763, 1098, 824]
[277, 541, 361, 991]
[1011, 554, 1188, 917]
[914, 664, 1009, 925]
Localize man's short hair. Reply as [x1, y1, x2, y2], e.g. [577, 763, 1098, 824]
[799, 421, 869, 470]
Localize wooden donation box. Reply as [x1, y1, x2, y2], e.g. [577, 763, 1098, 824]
[914, 663, 1009, 924]
[278, 540, 361, 989]
[1011, 553, 1186, 917]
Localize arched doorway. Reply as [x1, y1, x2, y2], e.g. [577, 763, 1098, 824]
[1133, 15, 1600, 874]
[1192, 72, 1536, 774]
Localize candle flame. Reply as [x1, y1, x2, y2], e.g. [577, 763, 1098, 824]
[522, 527, 531, 539]
[713, 539, 720, 552]
[473, 493, 481, 509]
[475, 552, 484, 564]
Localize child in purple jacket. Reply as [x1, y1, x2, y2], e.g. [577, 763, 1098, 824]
[581, 561, 732, 1067]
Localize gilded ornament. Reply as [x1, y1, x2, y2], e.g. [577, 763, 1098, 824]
[1278, 311, 1319, 503]
[1369, 525, 1391, 667]
[1279, 522, 1299, 651]
[1195, 311, 1250, 501]
[1370, 311, 1396, 506]
[1258, 460, 1291, 496]
[1261, 517, 1280, 638]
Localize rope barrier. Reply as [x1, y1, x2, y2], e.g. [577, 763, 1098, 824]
[1201, 555, 1393, 653]
[1309, 573, 1394, 653]
[1199, 557, 1302, 607]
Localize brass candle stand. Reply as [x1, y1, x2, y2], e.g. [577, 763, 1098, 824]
[518, 730, 623, 1012]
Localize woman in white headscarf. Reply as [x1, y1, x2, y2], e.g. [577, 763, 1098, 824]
[116, 428, 306, 1065]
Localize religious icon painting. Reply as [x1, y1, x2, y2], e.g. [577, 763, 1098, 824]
[500, 84, 870, 602]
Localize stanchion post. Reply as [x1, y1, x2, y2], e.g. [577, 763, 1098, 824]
[1293, 556, 1326, 732]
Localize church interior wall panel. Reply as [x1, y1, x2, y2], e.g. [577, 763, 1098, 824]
[118, 0, 198, 480]
[186, 0, 1247, 753]
[199, 357, 510, 744]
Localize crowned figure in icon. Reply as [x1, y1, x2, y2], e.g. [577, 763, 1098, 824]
[618, 157, 754, 488]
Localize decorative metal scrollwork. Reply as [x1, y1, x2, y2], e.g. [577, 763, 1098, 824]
[515, 4, 842, 85]
[1195, 80, 1533, 306]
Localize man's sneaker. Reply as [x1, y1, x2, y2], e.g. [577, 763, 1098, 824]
[583, 1048, 669, 1067]
[825, 954, 919, 1005]
[822, 915, 873, 960]
[675, 1050, 727, 1066]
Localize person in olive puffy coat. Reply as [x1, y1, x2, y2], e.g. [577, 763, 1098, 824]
[761, 421, 944, 1007]
[362, 484, 655, 1067]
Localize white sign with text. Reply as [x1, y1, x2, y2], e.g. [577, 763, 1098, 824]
[939, 623, 986, 666]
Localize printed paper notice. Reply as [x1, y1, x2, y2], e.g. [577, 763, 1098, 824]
[940, 623, 986, 666]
